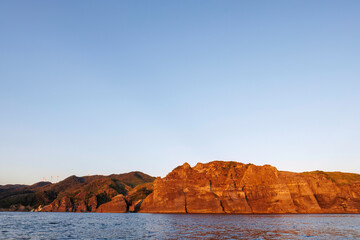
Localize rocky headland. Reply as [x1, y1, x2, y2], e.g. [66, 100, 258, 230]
[140, 161, 360, 213]
[1, 161, 360, 214]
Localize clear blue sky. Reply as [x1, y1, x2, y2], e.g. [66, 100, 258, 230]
[1, 1, 359, 184]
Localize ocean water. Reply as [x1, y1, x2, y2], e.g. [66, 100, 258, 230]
[0, 212, 359, 239]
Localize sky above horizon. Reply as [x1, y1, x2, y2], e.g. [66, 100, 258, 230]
[1, 1, 360, 184]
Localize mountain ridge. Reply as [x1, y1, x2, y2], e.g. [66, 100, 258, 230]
[0, 171, 155, 212]
[1, 161, 360, 213]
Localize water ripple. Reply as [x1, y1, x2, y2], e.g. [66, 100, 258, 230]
[0, 212, 359, 239]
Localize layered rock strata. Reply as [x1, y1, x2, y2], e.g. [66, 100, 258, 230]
[139, 161, 360, 214]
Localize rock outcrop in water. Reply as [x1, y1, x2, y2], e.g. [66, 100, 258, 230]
[139, 161, 360, 213]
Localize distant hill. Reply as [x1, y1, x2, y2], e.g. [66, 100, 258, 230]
[0, 171, 155, 212]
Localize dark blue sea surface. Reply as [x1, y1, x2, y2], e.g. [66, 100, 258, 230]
[0, 212, 359, 239]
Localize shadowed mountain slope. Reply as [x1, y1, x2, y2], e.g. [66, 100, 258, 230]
[0, 171, 155, 212]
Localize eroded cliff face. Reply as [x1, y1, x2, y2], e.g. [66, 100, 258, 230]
[96, 195, 127, 213]
[140, 161, 360, 214]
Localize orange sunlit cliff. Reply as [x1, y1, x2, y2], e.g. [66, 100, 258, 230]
[140, 161, 360, 213]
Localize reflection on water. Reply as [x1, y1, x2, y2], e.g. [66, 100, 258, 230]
[0, 212, 359, 239]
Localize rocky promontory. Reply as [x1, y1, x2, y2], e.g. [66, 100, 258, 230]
[139, 161, 360, 214]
